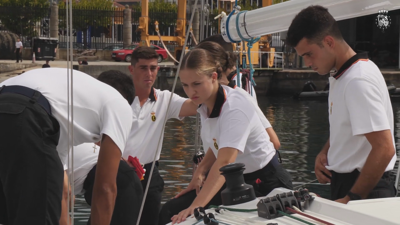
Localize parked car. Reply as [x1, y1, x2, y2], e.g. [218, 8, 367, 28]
[111, 44, 168, 62]
[102, 44, 123, 51]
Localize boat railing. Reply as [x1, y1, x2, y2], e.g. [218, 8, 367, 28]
[250, 51, 285, 70]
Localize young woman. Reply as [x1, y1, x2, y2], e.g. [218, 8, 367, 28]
[196, 40, 281, 150]
[158, 43, 292, 225]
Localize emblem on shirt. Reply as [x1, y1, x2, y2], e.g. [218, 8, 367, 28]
[213, 138, 219, 150]
[151, 112, 156, 122]
[376, 10, 391, 32]
[330, 102, 333, 115]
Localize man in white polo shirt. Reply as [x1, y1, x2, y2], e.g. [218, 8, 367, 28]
[0, 68, 133, 225]
[62, 70, 143, 225]
[287, 5, 397, 204]
[15, 38, 23, 63]
[125, 46, 198, 225]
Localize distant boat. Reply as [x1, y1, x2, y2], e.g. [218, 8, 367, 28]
[294, 81, 398, 100]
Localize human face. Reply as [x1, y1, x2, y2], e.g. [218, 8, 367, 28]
[128, 58, 159, 90]
[180, 69, 218, 106]
[295, 37, 335, 75]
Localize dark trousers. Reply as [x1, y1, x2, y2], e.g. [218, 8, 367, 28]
[158, 154, 292, 225]
[139, 162, 164, 225]
[0, 93, 63, 225]
[15, 49, 21, 62]
[330, 169, 397, 200]
[83, 160, 143, 225]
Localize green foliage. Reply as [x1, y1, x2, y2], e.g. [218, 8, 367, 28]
[58, 0, 114, 31]
[272, 0, 290, 4]
[238, 1, 258, 10]
[131, 0, 178, 27]
[0, 0, 49, 36]
[0, 0, 48, 6]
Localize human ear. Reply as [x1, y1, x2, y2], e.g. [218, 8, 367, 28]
[211, 72, 218, 81]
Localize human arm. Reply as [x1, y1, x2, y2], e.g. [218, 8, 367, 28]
[336, 130, 395, 204]
[266, 127, 281, 150]
[315, 138, 331, 184]
[179, 99, 198, 117]
[59, 170, 73, 225]
[90, 134, 122, 225]
[171, 148, 238, 224]
[175, 148, 216, 198]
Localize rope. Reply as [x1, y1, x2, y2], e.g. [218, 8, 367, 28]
[211, 218, 232, 225]
[155, 28, 179, 64]
[209, 205, 257, 212]
[66, 0, 75, 223]
[286, 207, 334, 225]
[231, 9, 259, 94]
[293, 178, 319, 189]
[277, 210, 315, 225]
[135, 0, 200, 224]
[192, 219, 203, 225]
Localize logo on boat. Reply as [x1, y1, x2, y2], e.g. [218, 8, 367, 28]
[151, 112, 156, 122]
[213, 138, 219, 150]
[330, 102, 333, 115]
[376, 10, 391, 31]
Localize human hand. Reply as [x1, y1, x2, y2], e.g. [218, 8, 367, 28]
[314, 152, 331, 183]
[175, 173, 205, 198]
[171, 205, 199, 224]
[335, 195, 350, 204]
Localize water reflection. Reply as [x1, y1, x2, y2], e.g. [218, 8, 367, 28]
[74, 96, 400, 224]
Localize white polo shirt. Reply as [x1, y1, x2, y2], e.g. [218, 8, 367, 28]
[15, 41, 23, 49]
[198, 85, 275, 174]
[0, 68, 133, 169]
[229, 72, 257, 101]
[326, 54, 396, 173]
[68, 143, 99, 195]
[123, 88, 186, 164]
[233, 85, 271, 129]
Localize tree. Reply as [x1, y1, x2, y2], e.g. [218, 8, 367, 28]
[131, 0, 178, 31]
[0, 0, 50, 37]
[59, 0, 114, 49]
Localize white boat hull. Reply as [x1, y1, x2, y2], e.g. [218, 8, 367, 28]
[167, 188, 400, 225]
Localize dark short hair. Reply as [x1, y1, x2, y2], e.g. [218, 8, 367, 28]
[286, 5, 343, 47]
[200, 34, 233, 52]
[131, 46, 158, 66]
[98, 70, 135, 104]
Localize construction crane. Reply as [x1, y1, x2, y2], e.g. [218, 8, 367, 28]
[137, 0, 187, 60]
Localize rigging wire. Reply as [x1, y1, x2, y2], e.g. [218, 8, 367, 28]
[135, 0, 200, 224]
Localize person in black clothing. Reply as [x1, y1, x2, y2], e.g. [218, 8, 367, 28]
[42, 60, 51, 68]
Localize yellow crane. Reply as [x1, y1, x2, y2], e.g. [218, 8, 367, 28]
[137, 0, 187, 60]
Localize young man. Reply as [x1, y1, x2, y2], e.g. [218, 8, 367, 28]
[0, 68, 133, 225]
[125, 46, 197, 225]
[63, 70, 143, 225]
[286, 5, 397, 203]
[15, 38, 23, 63]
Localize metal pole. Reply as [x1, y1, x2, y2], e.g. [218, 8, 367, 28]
[199, 0, 204, 41]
